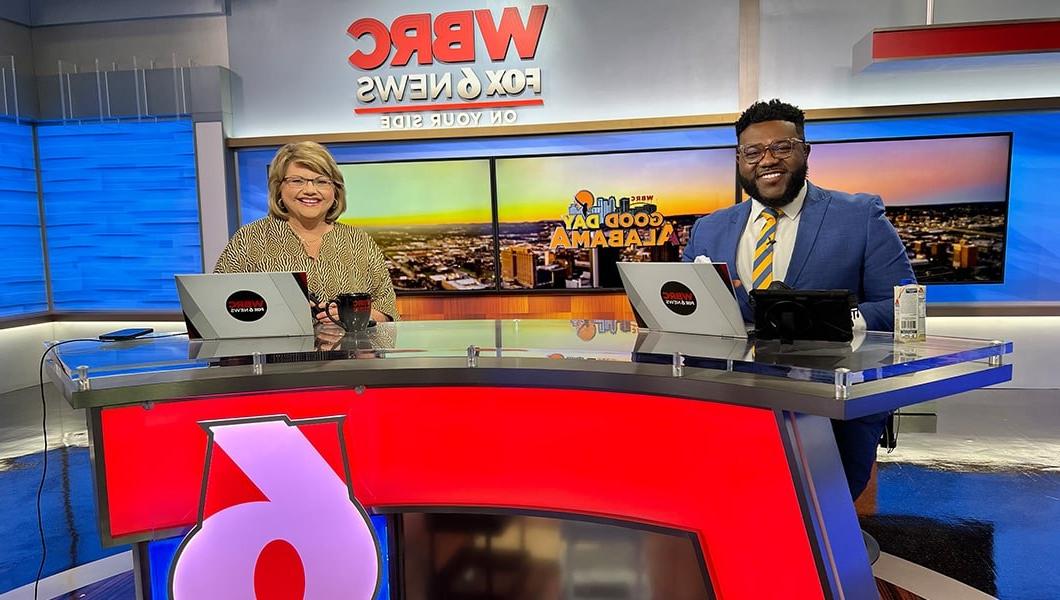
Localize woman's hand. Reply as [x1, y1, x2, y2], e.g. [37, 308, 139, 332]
[310, 300, 390, 326]
[314, 323, 345, 351]
[309, 300, 339, 325]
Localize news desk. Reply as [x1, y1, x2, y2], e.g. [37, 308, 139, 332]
[46, 319, 1012, 600]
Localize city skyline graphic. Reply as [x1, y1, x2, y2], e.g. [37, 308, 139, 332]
[810, 135, 1010, 283]
[495, 149, 737, 289]
[337, 159, 493, 227]
[337, 159, 495, 291]
[326, 135, 1010, 291]
[496, 148, 736, 222]
[809, 135, 1009, 207]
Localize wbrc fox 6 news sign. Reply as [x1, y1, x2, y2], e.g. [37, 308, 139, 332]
[348, 5, 548, 130]
[168, 416, 381, 599]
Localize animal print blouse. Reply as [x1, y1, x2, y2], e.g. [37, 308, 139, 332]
[213, 217, 398, 320]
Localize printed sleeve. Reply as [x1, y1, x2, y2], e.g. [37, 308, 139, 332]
[363, 235, 399, 321]
[213, 227, 251, 273]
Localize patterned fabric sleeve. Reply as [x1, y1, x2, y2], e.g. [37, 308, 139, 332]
[363, 233, 399, 321]
[213, 225, 251, 273]
[211, 218, 400, 320]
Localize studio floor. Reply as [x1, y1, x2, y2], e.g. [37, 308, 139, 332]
[0, 382, 1056, 600]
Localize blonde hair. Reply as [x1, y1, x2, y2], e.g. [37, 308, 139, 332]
[266, 141, 347, 223]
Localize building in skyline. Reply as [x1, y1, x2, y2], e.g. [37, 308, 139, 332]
[887, 203, 1004, 282]
[354, 202, 1006, 292]
[501, 244, 541, 288]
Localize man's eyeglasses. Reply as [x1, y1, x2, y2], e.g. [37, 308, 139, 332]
[736, 138, 806, 164]
[283, 176, 334, 189]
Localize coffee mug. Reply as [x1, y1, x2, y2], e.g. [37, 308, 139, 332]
[326, 292, 372, 332]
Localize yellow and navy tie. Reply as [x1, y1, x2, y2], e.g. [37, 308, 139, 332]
[752, 207, 781, 289]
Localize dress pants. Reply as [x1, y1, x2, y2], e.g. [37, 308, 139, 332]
[831, 411, 890, 500]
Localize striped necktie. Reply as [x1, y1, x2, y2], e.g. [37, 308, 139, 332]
[752, 207, 781, 289]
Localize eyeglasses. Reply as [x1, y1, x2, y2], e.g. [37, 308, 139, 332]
[736, 138, 806, 164]
[282, 176, 334, 189]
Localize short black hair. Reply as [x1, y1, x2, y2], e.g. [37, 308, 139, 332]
[735, 99, 806, 138]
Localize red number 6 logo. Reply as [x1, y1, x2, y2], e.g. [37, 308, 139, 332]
[170, 417, 380, 599]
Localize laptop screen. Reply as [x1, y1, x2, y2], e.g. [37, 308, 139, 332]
[617, 262, 747, 338]
[175, 272, 314, 339]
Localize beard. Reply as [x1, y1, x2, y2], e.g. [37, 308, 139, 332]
[738, 162, 809, 209]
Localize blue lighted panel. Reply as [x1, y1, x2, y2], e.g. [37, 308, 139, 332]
[236, 112, 1060, 304]
[806, 112, 1060, 303]
[37, 120, 201, 311]
[0, 119, 48, 317]
[147, 514, 391, 599]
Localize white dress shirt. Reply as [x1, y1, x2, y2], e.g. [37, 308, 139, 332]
[736, 183, 807, 289]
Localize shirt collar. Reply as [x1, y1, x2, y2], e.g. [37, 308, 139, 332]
[751, 181, 808, 221]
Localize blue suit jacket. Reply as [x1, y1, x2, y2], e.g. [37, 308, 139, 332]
[681, 182, 914, 331]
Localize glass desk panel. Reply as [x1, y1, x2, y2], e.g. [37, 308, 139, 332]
[49, 320, 1011, 389]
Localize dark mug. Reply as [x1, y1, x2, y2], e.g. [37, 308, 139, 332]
[326, 292, 372, 332]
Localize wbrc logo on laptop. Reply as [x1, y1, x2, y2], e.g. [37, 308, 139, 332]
[226, 290, 268, 322]
[660, 281, 698, 316]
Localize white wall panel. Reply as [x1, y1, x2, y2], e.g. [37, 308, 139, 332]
[759, 0, 1060, 110]
[927, 316, 1060, 390]
[195, 121, 232, 272]
[933, 0, 1060, 24]
[226, 0, 740, 138]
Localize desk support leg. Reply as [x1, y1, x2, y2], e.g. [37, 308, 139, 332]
[778, 411, 878, 600]
[133, 542, 152, 600]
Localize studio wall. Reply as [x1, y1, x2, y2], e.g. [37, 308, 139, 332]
[0, 119, 48, 317]
[29, 15, 230, 76]
[225, 0, 741, 138]
[4, 0, 1060, 320]
[235, 109, 1060, 305]
[760, 0, 1060, 109]
[0, 18, 38, 118]
[37, 119, 201, 311]
[26, 0, 226, 27]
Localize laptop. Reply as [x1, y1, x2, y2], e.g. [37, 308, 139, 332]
[175, 272, 315, 339]
[616, 262, 748, 338]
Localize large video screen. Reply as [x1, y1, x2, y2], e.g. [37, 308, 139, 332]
[809, 134, 1011, 284]
[237, 115, 1028, 299]
[398, 512, 712, 599]
[337, 159, 494, 291]
[495, 148, 735, 289]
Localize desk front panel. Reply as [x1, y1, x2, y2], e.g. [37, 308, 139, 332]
[95, 386, 824, 599]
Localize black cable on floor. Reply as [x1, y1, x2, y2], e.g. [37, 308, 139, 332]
[32, 331, 186, 600]
[35, 338, 98, 600]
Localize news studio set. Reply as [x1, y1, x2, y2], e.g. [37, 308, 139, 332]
[1, 2, 1058, 599]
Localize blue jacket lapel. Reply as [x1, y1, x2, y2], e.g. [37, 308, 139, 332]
[722, 200, 752, 268]
[726, 201, 753, 319]
[786, 182, 829, 286]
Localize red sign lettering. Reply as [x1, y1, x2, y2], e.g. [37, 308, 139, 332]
[476, 5, 547, 61]
[348, 5, 548, 70]
[433, 11, 475, 63]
